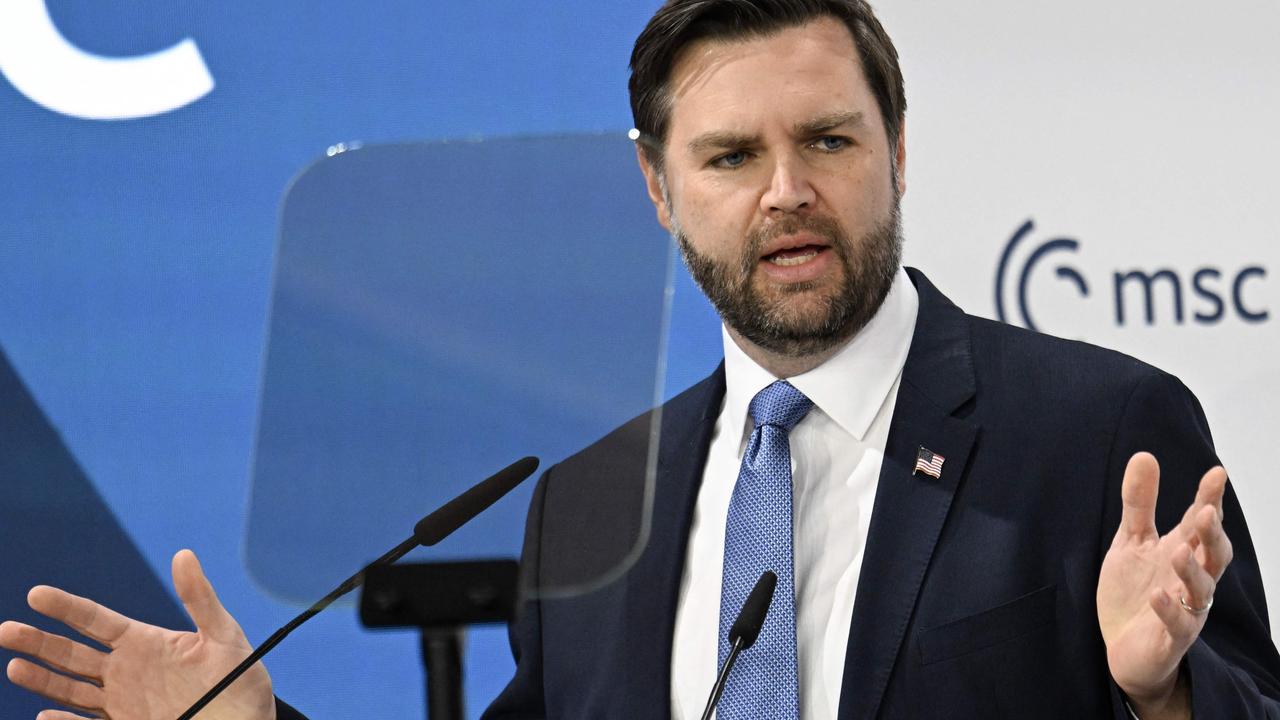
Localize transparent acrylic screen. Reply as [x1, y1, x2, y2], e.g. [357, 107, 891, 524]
[247, 136, 671, 603]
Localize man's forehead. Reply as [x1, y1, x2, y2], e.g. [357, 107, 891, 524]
[664, 17, 876, 141]
[672, 19, 862, 90]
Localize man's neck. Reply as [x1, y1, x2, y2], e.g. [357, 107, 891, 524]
[725, 326, 849, 379]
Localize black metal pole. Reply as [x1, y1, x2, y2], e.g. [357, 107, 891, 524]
[421, 626, 465, 720]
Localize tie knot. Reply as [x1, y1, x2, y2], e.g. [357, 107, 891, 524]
[748, 381, 814, 433]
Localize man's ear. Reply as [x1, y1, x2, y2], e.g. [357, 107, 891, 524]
[635, 145, 673, 232]
[894, 119, 907, 196]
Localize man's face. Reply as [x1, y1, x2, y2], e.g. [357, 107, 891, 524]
[639, 17, 906, 358]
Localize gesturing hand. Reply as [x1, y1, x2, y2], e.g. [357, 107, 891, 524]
[1098, 452, 1233, 719]
[0, 549, 276, 720]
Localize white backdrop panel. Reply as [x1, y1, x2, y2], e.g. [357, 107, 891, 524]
[880, 1, 1279, 622]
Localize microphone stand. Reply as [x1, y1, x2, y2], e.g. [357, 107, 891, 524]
[175, 456, 538, 720]
[360, 559, 520, 720]
[176, 536, 419, 720]
[700, 635, 745, 720]
[422, 627, 464, 720]
[699, 570, 776, 720]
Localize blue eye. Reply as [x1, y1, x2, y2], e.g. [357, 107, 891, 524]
[814, 136, 848, 152]
[713, 151, 748, 168]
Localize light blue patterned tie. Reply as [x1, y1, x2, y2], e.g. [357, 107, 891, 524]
[718, 380, 813, 720]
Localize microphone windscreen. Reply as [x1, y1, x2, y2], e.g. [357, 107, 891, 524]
[728, 570, 777, 650]
[413, 456, 540, 546]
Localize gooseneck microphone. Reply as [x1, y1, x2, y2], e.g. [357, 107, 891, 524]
[176, 456, 539, 720]
[700, 570, 778, 720]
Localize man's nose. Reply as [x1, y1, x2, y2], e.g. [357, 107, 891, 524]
[759, 152, 816, 216]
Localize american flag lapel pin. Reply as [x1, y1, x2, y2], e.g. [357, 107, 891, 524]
[914, 446, 945, 479]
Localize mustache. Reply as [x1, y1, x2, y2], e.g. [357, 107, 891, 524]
[740, 214, 849, 273]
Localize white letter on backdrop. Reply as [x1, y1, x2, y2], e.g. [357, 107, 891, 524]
[0, 0, 214, 120]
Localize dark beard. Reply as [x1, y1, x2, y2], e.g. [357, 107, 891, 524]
[676, 202, 902, 358]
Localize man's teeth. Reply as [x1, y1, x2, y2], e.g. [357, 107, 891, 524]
[768, 249, 819, 267]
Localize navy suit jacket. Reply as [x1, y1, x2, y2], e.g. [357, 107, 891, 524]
[477, 269, 1280, 719]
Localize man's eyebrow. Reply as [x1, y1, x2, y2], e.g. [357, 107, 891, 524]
[794, 111, 865, 136]
[684, 112, 866, 155]
[686, 130, 760, 156]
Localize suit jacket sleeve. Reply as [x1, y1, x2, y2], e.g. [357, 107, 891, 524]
[274, 697, 308, 720]
[482, 468, 550, 719]
[1102, 370, 1280, 717]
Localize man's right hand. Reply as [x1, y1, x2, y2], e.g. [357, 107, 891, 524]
[0, 549, 276, 720]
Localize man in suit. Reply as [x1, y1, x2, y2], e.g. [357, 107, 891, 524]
[472, 1, 1280, 717]
[2, 1, 1279, 718]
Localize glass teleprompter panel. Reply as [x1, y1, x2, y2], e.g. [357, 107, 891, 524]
[247, 135, 673, 604]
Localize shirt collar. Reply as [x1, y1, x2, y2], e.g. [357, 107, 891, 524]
[721, 266, 919, 444]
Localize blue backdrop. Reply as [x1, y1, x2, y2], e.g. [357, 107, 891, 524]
[0, 1, 730, 716]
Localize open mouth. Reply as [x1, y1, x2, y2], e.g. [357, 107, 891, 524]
[763, 245, 827, 267]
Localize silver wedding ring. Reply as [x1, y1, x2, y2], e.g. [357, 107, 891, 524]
[1180, 593, 1213, 615]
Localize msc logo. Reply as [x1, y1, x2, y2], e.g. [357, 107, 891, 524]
[995, 219, 1268, 332]
[0, 0, 213, 120]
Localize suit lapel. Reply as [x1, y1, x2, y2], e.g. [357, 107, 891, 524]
[837, 269, 980, 719]
[619, 366, 725, 717]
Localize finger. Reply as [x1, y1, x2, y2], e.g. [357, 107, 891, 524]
[1195, 466, 1228, 520]
[0, 621, 106, 682]
[1173, 542, 1216, 610]
[1195, 504, 1234, 580]
[1119, 452, 1160, 541]
[1148, 588, 1195, 645]
[36, 711, 96, 720]
[26, 587, 131, 649]
[6, 658, 103, 713]
[172, 549, 244, 644]
[1177, 468, 1230, 549]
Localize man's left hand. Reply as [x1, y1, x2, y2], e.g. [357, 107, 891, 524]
[1098, 451, 1233, 720]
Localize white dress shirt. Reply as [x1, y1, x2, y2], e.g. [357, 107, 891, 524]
[670, 268, 919, 719]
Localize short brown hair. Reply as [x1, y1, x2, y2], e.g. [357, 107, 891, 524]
[629, 0, 906, 171]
